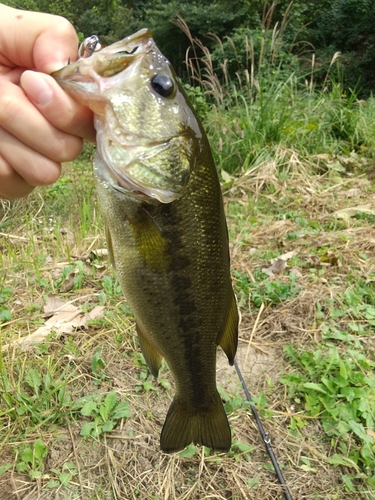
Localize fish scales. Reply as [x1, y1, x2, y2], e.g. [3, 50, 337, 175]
[53, 29, 239, 453]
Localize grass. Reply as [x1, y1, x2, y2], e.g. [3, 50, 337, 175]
[1, 11, 375, 499]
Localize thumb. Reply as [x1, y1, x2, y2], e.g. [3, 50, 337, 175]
[0, 5, 78, 73]
[33, 18, 79, 74]
[21, 71, 96, 142]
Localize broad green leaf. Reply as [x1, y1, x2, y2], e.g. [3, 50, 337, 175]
[94, 425, 103, 437]
[73, 395, 97, 407]
[366, 476, 375, 488]
[46, 480, 60, 489]
[21, 448, 33, 463]
[300, 464, 318, 473]
[303, 382, 328, 394]
[360, 443, 375, 464]
[112, 403, 131, 420]
[16, 462, 29, 473]
[338, 404, 356, 421]
[321, 377, 336, 393]
[337, 420, 351, 434]
[231, 440, 255, 453]
[29, 470, 42, 479]
[342, 475, 356, 492]
[159, 378, 171, 390]
[178, 444, 197, 458]
[339, 359, 348, 379]
[327, 347, 340, 364]
[364, 306, 375, 319]
[0, 464, 13, 476]
[34, 439, 48, 461]
[44, 372, 52, 389]
[330, 309, 346, 319]
[348, 420, 373, 444]
[101, 391, 117, 420]
[102, 420, 115, 432]
[0, 287, 13, 303]
[326, 454, 360, 471]
[247, 477, 260, 489]
[59, 472, 72, 486]
[25, 368, 41, 391]
[91, 351, 105, 374]
[0, 306, 12, 322]
[80, 422, 97, 437]
[143, 381, 156, 391]
[63, 462, 77, 471]
[221, 169, 232, 183]
[364, 376, 375, 389]
[81, 401, 97, 416]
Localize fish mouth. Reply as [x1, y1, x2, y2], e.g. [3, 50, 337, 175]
[52, 29, 153, 83]
[52, 29, 190, 204]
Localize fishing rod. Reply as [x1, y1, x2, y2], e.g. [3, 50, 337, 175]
[233, 358, 294, 500]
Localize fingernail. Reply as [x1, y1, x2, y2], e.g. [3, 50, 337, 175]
[21, 71, 54, 107]
[42, 50, 73, 74]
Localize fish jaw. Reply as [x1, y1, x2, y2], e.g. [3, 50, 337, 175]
[52, 29, 152, 111]
[52, 29, 198, 204]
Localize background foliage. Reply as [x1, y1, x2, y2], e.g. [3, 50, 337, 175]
[3, 0, 375, 97]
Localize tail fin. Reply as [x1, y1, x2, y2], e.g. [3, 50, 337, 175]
[160, 391, 231, 453]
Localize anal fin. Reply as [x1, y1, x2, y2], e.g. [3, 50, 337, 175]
[217, 291, 239, 366]
[136, 323, 163, 377]
[104, 220, 116, 271]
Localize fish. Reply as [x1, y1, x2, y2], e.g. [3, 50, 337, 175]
[52, 29, 239, 453]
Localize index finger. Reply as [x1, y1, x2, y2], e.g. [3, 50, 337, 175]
[0, 4, 79, 74]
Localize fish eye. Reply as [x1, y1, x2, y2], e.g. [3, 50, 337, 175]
[150, 74, 175, 98]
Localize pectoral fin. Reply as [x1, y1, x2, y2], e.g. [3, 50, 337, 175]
[131, 207, 170, 271]
[217, 291, 239, 366]
[136, 322, 163, 377]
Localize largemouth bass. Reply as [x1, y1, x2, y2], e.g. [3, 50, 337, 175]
[53, 29, 239, 453]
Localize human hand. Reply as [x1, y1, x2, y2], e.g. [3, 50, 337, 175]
[0, 5, 96, 199]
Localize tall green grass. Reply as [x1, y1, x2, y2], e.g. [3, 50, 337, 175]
[176, 11, 375, 175]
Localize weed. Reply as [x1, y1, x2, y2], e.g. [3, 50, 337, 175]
[48, 461, 78, 489]
[44, 176, 74, 200]
[135, 370, 157, 393]
[0, 359, 75, 429]
[73, 391, 131, 438]
[233, 268, 301, 311]
[281, 345, 375, 489]
[0, 286, 12, 322]
[15, 438, 48, 479]
[91, 350, 107, 385]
